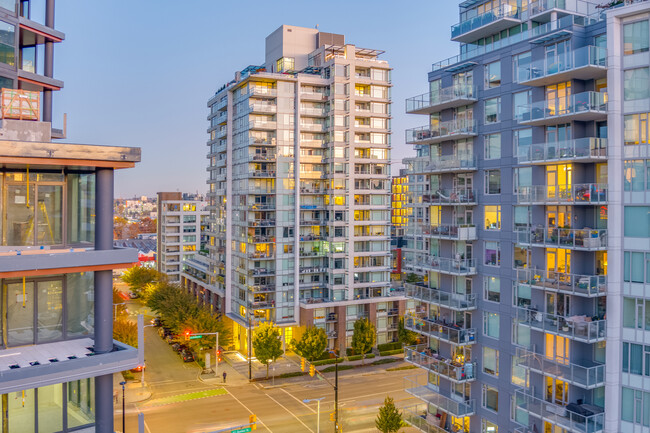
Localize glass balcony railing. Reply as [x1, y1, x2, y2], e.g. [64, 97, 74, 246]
[421, 189, 476, 206]
[452, 4, 521, 41]
[515, 46, 606, 85]
[404, 314, 477, 345]
[406, 256, 477, 276]
[405, 86, 476, 114]
[403, 404, 454, 433]
[405, 345, 477, 382]
[515, 227, 607, 250]
[526, 0, 600, 19]
[515, 347, 605, 389]
[515, 268, 606, 297]
[405, 375, 476, 417]
[425, 154, 477, 173]
[405, 283, 477, 310]
[516, 92, 607, 125]
[514, 389, 604, 433]
[405, 120, 477, 145]
[413, 224, 478, 241]
[518, 138, 607, 164]
[515, 183, 608, 205]
[514, 307, 606, 343]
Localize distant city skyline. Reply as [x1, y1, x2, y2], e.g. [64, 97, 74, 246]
[52, 1, 458, 197]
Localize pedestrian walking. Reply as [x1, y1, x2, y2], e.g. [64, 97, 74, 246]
[223, 371, 227, 383]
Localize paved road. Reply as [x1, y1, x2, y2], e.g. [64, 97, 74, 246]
[114, 302, 420, 433]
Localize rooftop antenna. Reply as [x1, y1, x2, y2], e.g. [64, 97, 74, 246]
[315, 24, 319, 29]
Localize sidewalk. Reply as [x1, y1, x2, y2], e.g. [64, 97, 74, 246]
[113, 373, 152, 404]
[198, 353, 249, 386]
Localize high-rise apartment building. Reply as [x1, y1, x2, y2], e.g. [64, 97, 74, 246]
[391, 170, 410, 281]
[157, 191, 209, 283]
[206, 25, 408, 353]
[401, 1, 650, 432]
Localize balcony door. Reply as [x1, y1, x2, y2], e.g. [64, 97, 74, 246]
[545, 376, 569, 406]
[545, 40, 572, 75]
[546, 165, 572, 201]
[546, 82, 572, 116]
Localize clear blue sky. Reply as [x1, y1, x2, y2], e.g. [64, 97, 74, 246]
[52, 1, 459, 198]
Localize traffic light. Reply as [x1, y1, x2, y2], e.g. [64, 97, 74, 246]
[300, 357, 306, 372]
[249, 414, 257, 430]
[217, 349, 222, 362]
[309, 364, 315, 377]
[330, 412, 335, 421]
[184, 330, 191, 341]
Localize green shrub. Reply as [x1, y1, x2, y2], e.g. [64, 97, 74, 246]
[371, 358, 399, 366]
[379, 349, 404, 356]
[346, 347, 355, 356]
[278, 371, 308, 378]
[347, 353, 376, 362]
[322, 365, 354, 373]
[121, 371, 134, 381]
[377, 342, 402, 352]
[312, 358, 343, 366]
[386, 365, 418, 372]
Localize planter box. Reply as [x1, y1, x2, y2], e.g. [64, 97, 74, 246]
[458, 226, 477, 240]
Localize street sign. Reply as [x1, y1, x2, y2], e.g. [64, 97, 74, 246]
[189, 335, 203, 340]
[231, 428, 251, 433]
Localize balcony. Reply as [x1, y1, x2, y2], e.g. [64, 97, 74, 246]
[251, 170, 276, 178]
[301, 107, 327, 117]
[518, 138, 607, 165]
[405, 345, 476, 383]
[249, 136, 276, 146]
[515, 268, 606, 297]
[405, 375, 475, 417]
[405, 86, 477, 115]
[517, 92, 607, 126]
[514, 389, 604, 433]
[249, 103, 277, 114]
[249, 120, 277, 130]
[515, 348, 605, 389]
[419, 224, 477, 241]
[514, 307, 606, 343]
[404, 314, 476, 346]
[515, 183, 608, 205]
[249, 87, 277, 98]
[421, 189, 476, 206]
[248, 219, 276, 227]
[516, 46, 607, 86]
[248, 203, 276, 211]
[405, 120, 477, 145]
[405, 283, 476, 311]
[247, 252, 274, 260]
[403, 404, 456, 433]
[406, 256, 477, 276]
[515, 227, 607, 251]
[452, 4, 521, 43]
[526, 0, 600, 22]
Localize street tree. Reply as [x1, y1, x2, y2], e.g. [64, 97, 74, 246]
[112, 288, 127, 320]
[291, 327, 327, 361]
[121, 266, 161, 296]
[405, 273, 422, 284]
[252, 322, 283, 378]
[375, 396, 404, 433]
[398, 317, 418, 346]
[113, 320, 138, 348]
[351, 318, 376, 365]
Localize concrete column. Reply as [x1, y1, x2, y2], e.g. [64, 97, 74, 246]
[94, 167, 114, 433]
[43, 0, 55, 122]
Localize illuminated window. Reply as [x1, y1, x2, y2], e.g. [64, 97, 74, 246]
[484, 206, 501, 230]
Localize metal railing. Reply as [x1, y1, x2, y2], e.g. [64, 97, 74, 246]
[452, 4, 521, 39]
[515, 183, 608, 204]
[515, 268, 606, 297]
[405, 283, 477, 310]
[515, 227, 607, 250]
[406, 120, 477, 144]
[421, 189, 476, 205]
[404, 345, 476, 382]
[514, 307, 606, 342]
[407, 256, 477, 276]
[403, 404, 454, 433]
[515, 45, 606, 83]
[515, 347, 605, 389]
[404, 314, 476, 345]
[517, 138, 607, 164]
[404, 375, 476, 417]
[516, 91, 607, 123]
[405, 86, 476, 113]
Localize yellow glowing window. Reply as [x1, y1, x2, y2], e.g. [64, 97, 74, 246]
[334, 196, 345, 205]
[240, 242, 246, 253]
[484, 206, 501, 230]
[545, 334, 570, 365]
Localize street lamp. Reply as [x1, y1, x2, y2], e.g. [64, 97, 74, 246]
[119, 381, 126, 433]
[303, 397, 325, 433]
[114, 302, 127, 319]
[328, 350, 339, 433]
[141, 323, 155, 387]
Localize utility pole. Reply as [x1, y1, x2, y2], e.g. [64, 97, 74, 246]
[248, 301, 252, 381]
[334, 353, 339, 433]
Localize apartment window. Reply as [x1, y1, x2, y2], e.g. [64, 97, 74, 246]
[513, 90, 532, 122]
[624, 113, 650, 145]
[513, 51, 532, 83]
[624, 21, 650, 55]
[484, 276, 500, 302]
[625, 68, 650, 101]
[514, 167, 532, 193]
[0, 21, 14, 67]
[513, 128, 532, 158]
[484, 97, 501, 124]
[484, 170, 501, 194]
[484, 133, 501, 159]
[484, 61, 501, 88]
[512, 355, 529, 387]
[622, 342, 650, 376]
[483, 311, 500, 338]
[484, 205, 501, 230]
[621, 387, 650, 426]
[623, 251, 650, 283]
[482, 419, 498, 433]
[482, 385, 499, 413]
[483, 346, 499, 376]
[624, 160, 650, 191]
[624, 207, 650, 237]
[484, 241, 500, 267]
[623, 297, 650, 330]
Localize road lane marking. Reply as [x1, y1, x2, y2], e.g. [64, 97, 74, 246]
[141, 389, 227, 408]
[280, 388, 316, 413]
[225, 388, 273, 433]
[339, 388, 406, 402]
[265, 394, 314, 433]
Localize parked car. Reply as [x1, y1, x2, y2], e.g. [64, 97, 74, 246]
[152, 317, 162, 327]
[171, 342, 181, 352]
[128, 291, 138, 299]
[130, 364, 144, 373]
[175, 344, 188, 354]
[181, 349, 194, 362]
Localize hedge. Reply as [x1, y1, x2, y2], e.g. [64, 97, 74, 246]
[278, 371, 308, 378]
[377, 342, 402, 352]
[379, 349, 404, 356]
[312, 358, 343, 366]
[346, 353, 376, 362]
[322, 365, 354, 373]
[371, 358, 399, 366]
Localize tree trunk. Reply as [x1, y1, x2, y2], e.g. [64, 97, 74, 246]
[362, 353, 365, 365]
[266, 363, 269, 378]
